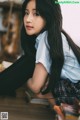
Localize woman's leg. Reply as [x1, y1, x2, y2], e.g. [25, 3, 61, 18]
[0, 54, 35, 95]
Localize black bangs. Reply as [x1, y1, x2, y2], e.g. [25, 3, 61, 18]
[22, 0, 29, 18]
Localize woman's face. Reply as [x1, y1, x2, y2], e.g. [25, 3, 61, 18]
[23, 0, 46, 35]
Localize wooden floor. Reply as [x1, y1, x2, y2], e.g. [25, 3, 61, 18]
[0, 87, 55, 120]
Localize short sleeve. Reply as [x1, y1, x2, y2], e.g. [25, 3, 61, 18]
[35, 31, 52, 73]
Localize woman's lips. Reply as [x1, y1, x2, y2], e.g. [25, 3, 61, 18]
[26, 26, 33, 30]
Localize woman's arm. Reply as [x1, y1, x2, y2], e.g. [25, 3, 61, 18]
[27, 63, 48, 94]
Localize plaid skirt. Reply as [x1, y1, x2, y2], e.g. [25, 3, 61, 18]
[53, 79, 80, 105]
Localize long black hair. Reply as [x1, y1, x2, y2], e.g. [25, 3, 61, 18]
[21, 0, 80, 93]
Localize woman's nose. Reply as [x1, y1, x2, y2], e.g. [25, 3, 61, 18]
[26, 14, 33, 22]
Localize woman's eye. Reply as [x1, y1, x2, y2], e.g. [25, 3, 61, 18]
[25, 11, 29, 16]
[34, 12, 40, 16]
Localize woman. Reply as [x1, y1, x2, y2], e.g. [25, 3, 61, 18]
[0, 0, 80, 119]
[21, 0, 80, 119]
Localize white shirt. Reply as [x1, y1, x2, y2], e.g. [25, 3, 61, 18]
[35, 31, 80, 83]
